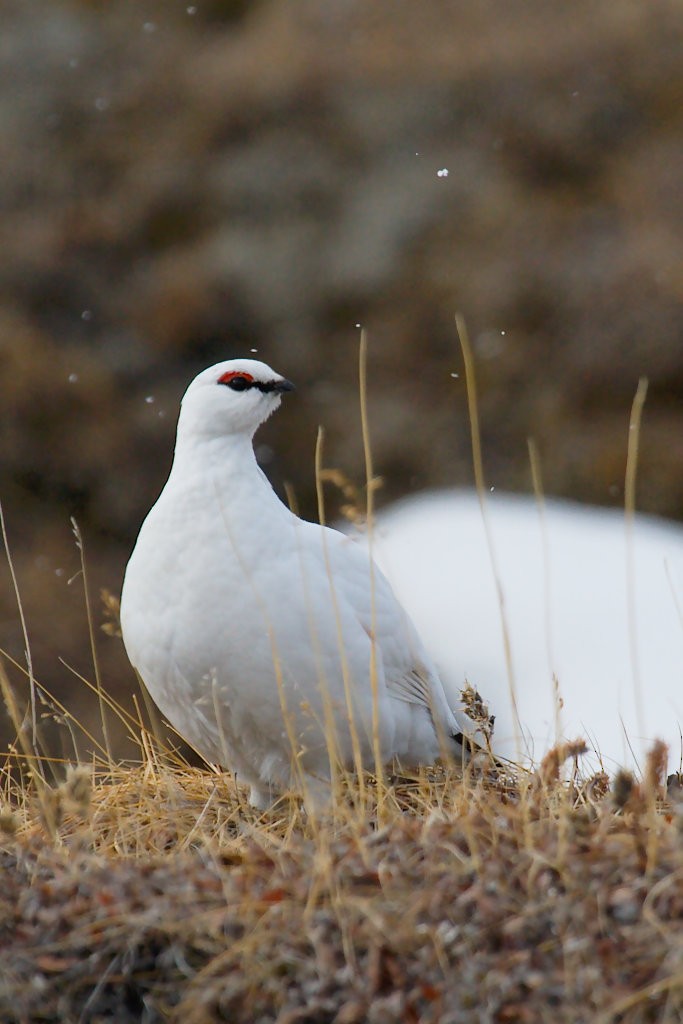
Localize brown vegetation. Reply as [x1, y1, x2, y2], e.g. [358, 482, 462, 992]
[1, 737, 682, 1023]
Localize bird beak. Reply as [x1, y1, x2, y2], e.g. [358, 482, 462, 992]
[274, 378, 295, 393]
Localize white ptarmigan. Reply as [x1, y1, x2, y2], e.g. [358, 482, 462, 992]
[120, 359, 474, 808]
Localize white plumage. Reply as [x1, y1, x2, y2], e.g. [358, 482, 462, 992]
[120, 359, 472, 808]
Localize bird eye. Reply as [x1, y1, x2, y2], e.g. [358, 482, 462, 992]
[217, 371, 255, 391]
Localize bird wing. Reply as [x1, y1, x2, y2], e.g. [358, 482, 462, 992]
[386, 665, 438, 708]
[318, 526, 490, 753]
[320, 526, 457, 719]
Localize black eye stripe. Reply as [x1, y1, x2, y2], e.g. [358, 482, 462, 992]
[222, 377, 273, 393]
[224, 376, 252, 391]
[219, 376, 295, 394]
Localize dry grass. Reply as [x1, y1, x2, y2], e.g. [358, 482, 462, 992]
[1, 731, 683, 1024]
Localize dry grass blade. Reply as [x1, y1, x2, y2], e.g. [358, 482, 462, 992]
[624, 377, 649, 757]
[71, 518, 113, 763]
[0, 500, 39, 760]
[359, 329, 385, 813]
[455, 314, 522, 763]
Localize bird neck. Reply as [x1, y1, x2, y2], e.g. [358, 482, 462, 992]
[170, 430, 283, 513]
[172, 428, 261, 479]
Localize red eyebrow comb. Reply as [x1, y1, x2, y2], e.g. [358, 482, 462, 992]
[217, 370, 254, 384]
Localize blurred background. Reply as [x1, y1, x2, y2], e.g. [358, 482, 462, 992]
[1, 0, 682, 760]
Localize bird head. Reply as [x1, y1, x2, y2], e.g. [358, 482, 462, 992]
[178, 359, 295, 439]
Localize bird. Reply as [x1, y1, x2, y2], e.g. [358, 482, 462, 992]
[120, 359, 476, 809]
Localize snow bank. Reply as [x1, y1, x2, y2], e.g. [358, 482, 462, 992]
[369, 490, 683, 776]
